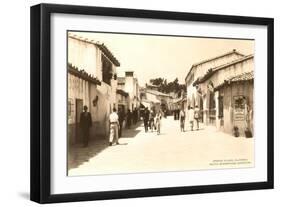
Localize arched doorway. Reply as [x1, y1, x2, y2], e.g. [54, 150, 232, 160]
[207, 81, 216, 125]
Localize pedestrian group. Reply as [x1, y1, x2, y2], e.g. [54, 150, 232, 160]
[79, 104, 201, 148]
[142, 107, 163, 135]
[109, 107, 140, 146]
[179, 105, 200, 132]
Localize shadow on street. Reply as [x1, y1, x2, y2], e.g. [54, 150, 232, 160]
[67, 137, 109, 171]
[68, 121, 143, 172]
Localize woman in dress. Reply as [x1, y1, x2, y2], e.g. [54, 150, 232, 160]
[179, 108, 185, 132]
[155, 110, 162, 135]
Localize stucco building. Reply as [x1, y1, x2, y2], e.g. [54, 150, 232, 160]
[140, 87, 173, 113]
[68, 34, 120, 145]
[185, 50, 254, 136]
[117, 71, 140, 111]
[116, 89, 129, 113]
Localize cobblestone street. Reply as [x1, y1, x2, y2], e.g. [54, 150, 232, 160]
[68, 116, 254, 176]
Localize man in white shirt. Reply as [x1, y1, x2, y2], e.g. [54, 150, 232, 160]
[109, 108, 120, 146]
[194, 105, 200, 130]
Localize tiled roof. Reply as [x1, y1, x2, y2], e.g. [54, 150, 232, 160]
[173, 97, 184, 103]
[185, 49, 245, 81]
[146, 89, 171, 97]
[146, 83, 160, 88]
[69, 34, 120, 66]
[229, 71, 254, 82]
[215, 71, 254, 90]
[141, 99, 152, 103]
[192, 49, 245, 67]
[193, 54, 254, 86]
[116, 89, 129, 97]
[68, 63, 101, 85]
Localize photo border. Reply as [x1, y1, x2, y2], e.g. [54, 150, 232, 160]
[30, 3, 274, 203]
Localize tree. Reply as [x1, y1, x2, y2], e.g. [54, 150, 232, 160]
[148, 77, 186, 96]
[150, 78, 164, 86]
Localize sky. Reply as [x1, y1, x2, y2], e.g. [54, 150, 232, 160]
[69, 31, 254, 87]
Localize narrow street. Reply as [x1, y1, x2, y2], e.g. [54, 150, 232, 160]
[68, 116, 254, 176]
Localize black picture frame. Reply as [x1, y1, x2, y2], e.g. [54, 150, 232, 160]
[30, 3, 274, 204]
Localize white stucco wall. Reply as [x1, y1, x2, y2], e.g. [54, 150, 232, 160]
[186, 52, 246, 107]
[200, 58, 254, 92]
[68, 36, 120, 137]
[124, 76, 140, 110]
[110, 79, 118, 109]
[146, 93, 159, 103]
[68, 37, 98, 77]
[194, 53, 244, 78]
[68, 73, 91, 125]
[124, 76, 134, 98]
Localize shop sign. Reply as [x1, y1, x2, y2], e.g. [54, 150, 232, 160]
[233, 95, 246, 120]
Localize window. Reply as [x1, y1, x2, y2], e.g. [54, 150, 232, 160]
[68, 98, 74, 120]
[209, 92, 216, 110]
[101, 55, 112, 85]
[218, 96, 224, 118]
[233, 95, 247, 121]
[209, 91, 216, 120]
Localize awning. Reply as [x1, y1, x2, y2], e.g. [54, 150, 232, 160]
[146, 95, 161, 104]
[191, 94, 195, 108]
[141, 101, 151, 108]
[195, 92, 201, 107]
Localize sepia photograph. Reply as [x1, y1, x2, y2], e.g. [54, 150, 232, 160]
[67, 31, 255, 176]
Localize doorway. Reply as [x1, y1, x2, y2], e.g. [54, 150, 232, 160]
[75, 99, 83, 144]
[209, 92, 216, 125]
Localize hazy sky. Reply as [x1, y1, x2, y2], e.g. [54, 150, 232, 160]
[70, 31, 254, 87]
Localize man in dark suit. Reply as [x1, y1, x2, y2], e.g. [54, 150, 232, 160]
[80, 105, 92, 147]
[118, 107, 125, 138]
[126, 109, 132, 129]
[143, 107, 150, 132]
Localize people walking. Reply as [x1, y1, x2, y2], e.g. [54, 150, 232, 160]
[109, 108, 119, 146]
[126, 109, 132, 129]
[194, 105, 200, 130]
[155, 110, 162, 135]
[177, 108, 180, 120]
[149, 109, 155, 132]
[188, 106, 195, 131]
[179, 108, 185, 132]
[118, 107, 125, 138]
[133, 108, 138, 124]
[163, 108, 167, 118]
[143, 107, 150, 132]
[79, 105, 92, 147]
